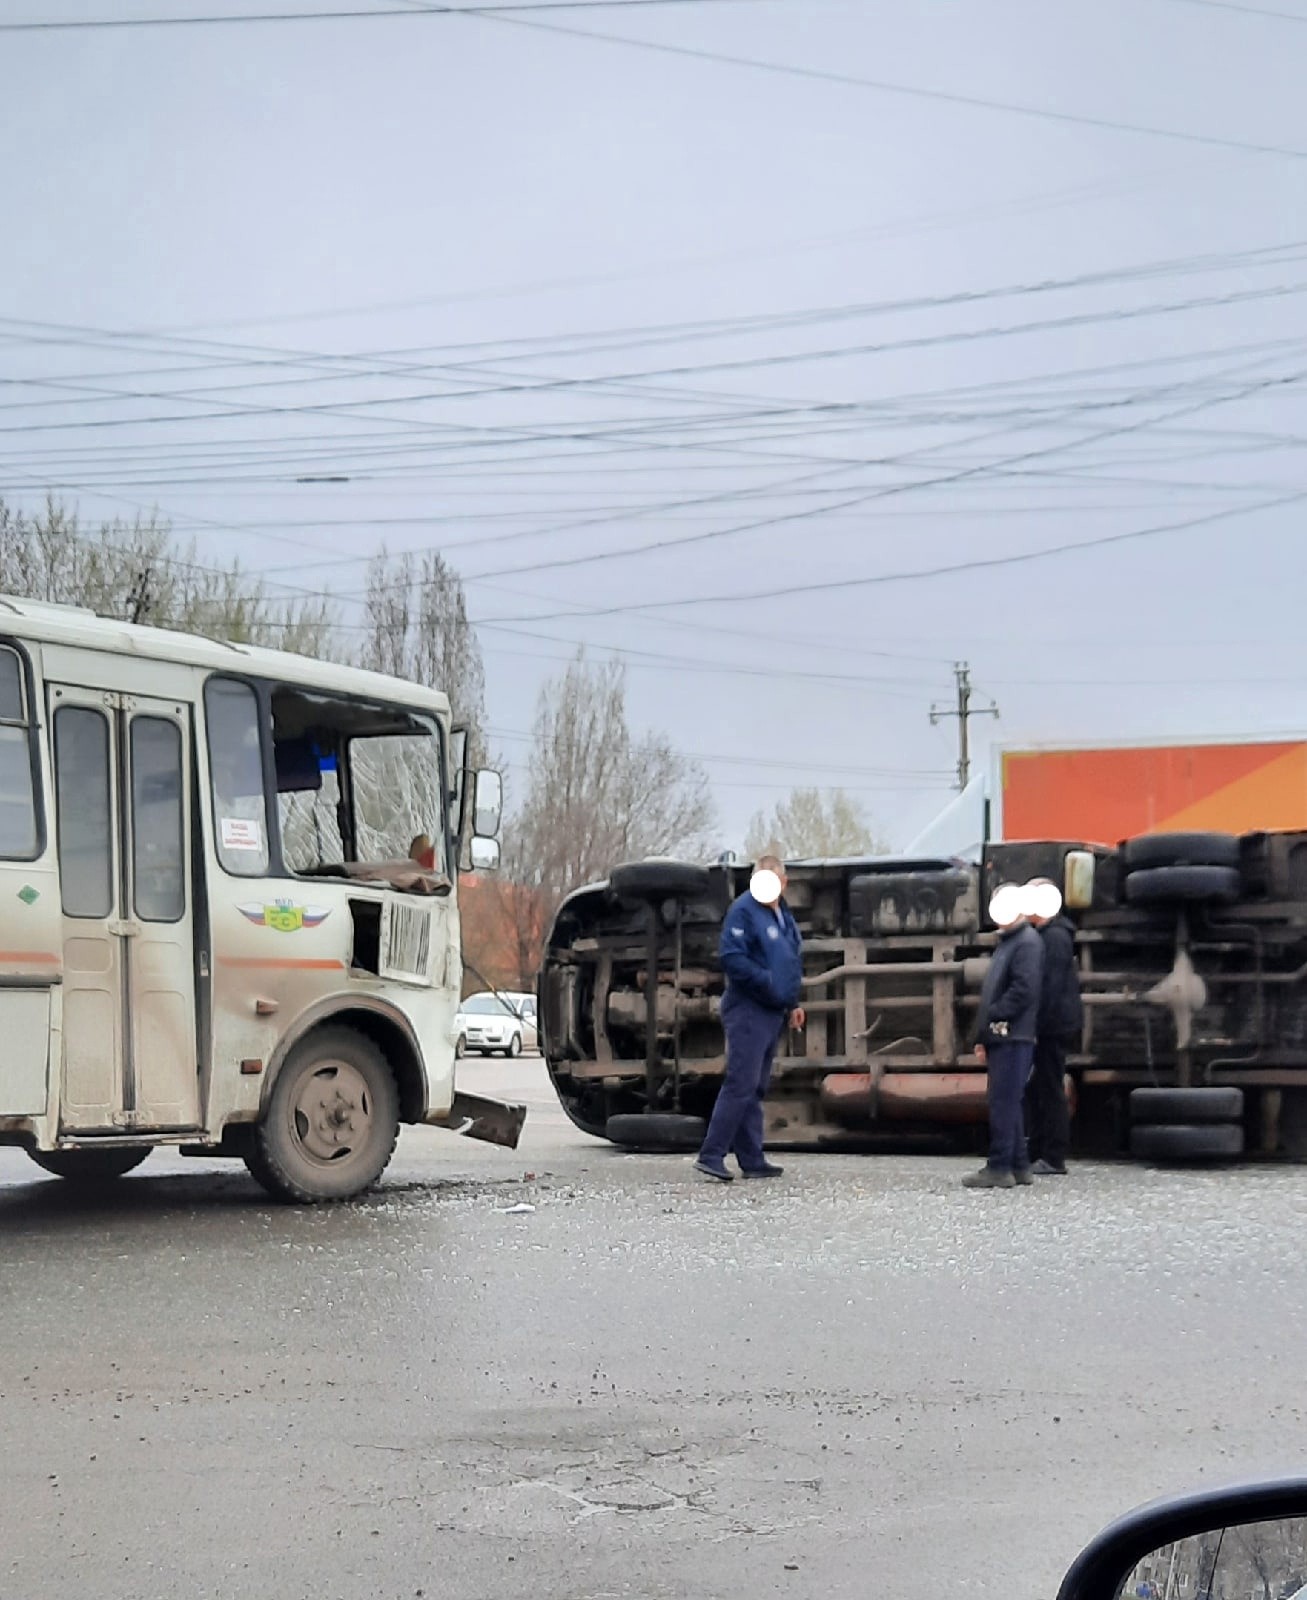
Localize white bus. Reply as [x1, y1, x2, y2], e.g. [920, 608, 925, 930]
[0, 597, 524, 1202]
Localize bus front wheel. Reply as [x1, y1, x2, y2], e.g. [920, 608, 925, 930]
[245, 1026, 401, 1204]
[29, 1147, 152, 1186]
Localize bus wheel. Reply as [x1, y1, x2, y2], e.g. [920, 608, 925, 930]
[29, 1147, 152, 1186]
[246, 1026, 400, 1203]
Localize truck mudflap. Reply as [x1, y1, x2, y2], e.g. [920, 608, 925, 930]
[428, 1092, 527, 1150]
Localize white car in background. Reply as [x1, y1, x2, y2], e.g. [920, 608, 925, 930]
[455, 991, 538, 1058]
[499, 992, 539, 1050]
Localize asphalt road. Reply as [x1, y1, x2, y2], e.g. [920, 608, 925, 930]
[3, 1057, 1305, 1600]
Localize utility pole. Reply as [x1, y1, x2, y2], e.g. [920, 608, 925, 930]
[930, 661, 998, 790]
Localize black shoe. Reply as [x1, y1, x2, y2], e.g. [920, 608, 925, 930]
[740, 1162, 785, 1180]
[962, 1167, 1016, 1190]
[694, 1158, 734, 1183]
[1014, 1168, 1034, 1187]
[1031, 1159, 1068, 1177]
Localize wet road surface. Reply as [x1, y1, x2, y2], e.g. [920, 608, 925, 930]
[3, 1057, 1305, 1600]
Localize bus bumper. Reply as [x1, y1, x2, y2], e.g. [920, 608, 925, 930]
[425, 1092, 527, 1150]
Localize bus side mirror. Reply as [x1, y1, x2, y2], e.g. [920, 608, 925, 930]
[471, 837, 501, 873]
[473, 769, 502, 839]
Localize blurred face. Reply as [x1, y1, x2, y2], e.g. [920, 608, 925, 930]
[988, 883, 1025, 929]
[750, 858, 787, 906]
[1027, 879, 1063, 926]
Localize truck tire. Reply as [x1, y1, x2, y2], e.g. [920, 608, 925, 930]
[606, 1112, 706, 1150]
[1124, 865, 1241, 905]
[1130, 1086, 1245, 1124]
[28, 1146, 152, 1186]
[1129, 1122, 1244, 1161]
[1122, 833, 1241, 871]
[245, 1026, 400, 1204]
[609, 860, 711, 901]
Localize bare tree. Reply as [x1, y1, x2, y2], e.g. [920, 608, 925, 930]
[0, 502, 507, 873]
[459, 875, 548, 995]
[343, 547, 491, 869]
[501, 652, 713, 979]
[0, 497, 337, 652]
[358, 548, 486, 749]
[1130, 1523, 1307, 1600]
[744, 786, 886, 861]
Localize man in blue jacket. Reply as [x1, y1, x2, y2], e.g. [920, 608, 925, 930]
[964, 882, 1045, 1190]
[696, 855, 805, 1183]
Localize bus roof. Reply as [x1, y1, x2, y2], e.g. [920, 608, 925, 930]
[0, 595, 451, 716]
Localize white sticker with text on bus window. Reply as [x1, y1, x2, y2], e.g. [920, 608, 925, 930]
[221, 817, 264, 852]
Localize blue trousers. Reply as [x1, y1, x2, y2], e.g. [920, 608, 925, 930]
[987, 1040, 1034, 1173]
[700, 992, 786, 1170]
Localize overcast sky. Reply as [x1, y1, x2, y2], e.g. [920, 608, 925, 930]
[3, 0, 1307, 851]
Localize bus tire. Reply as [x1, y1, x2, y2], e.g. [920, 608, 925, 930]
[28, 1146, 152, 1186]
[246, 1026, 400, 1204]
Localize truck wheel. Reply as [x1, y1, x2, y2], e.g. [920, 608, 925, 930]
[28, 1147, 152, 1186]
[1129, 1122, 1244, 1161]
[245, 1026, 400, 1204]
[609, 860, 711, 901]
[1130, 1086, 1245, 1124]
[606, 1112, 707, 1150]
[1122, 832, 1241, 871]
[1124, 865, 1241, 905]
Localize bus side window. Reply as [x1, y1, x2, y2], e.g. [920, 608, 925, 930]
[204, 679, 270, 877]
[0, 647, 39, 861]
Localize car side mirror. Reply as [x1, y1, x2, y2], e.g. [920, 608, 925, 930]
[1059, 1481, 1307, 1600]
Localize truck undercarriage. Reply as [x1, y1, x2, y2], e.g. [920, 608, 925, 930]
[539, 834, 1307, 1161]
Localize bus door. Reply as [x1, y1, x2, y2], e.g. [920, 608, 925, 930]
[50, 685, 200, 1133]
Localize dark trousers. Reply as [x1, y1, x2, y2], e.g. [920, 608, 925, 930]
[986, 1040, 1034, 1174]
[700, 992, 785, 1170]
[1025, 1034, 1072, 1168]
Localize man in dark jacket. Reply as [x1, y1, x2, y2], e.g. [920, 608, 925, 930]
[964, 882, 1044, 1190]
[1026, 878, 1083, 1176]
[696, 854, 804, 1182]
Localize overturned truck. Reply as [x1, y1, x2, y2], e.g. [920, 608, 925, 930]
[539, 833, 1307, 1162]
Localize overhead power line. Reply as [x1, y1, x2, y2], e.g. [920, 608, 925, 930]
[5, 238, 1300, 417]
[150, 167, 1187, 336]
[474, 7, 1307, 161]
[1, 279, 1302, 459]
[1162, 0, 1307, 21]
[0, 0, 752, 33]
[9, 237, 1302, 404]
[475, 484, 1307, 626]
[455, 361, 1307, 586]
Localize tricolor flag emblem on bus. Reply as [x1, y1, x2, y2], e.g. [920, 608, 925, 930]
[238, 901, 330, 934]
